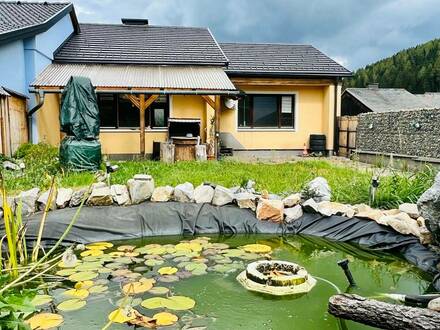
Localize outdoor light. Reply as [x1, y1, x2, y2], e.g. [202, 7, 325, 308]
[369, 176, 380, 205]
[105, 161, 119, 185]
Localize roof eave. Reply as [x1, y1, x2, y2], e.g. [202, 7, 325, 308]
[53, 59, 229, 67]
[224, 70, 353, 78]
[0, 3, 79, 46]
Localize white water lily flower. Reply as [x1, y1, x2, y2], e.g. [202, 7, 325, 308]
[62, 247, 78, 267]
[75, 244, 86, 251]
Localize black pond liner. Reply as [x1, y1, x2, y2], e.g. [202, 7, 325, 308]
[4, 201, 440, 289]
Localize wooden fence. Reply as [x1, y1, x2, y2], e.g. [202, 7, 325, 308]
[337, 116, 358, 157]
[0, 93, 28, 156]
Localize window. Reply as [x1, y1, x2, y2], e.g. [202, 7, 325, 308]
[97, 94, 170, 129]
[238, 94, 295, 129]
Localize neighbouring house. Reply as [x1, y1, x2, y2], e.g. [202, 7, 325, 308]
[341, 84, 436, 116]
[414, 92, 440, 109]
[22, 4, 351, 159]
[0, 1, 79, 155]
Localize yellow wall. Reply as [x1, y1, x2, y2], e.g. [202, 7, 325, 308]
[220, 83, 337, 151]
[37, 93, 61, 146]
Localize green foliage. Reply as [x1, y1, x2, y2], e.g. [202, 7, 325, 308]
[345, 38, 440, 93]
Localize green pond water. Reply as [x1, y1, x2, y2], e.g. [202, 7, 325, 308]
[41, 235, 430, 330]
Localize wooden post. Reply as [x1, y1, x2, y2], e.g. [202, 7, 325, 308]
[139, 94, 146, 157]
[214, 95, 221, 159]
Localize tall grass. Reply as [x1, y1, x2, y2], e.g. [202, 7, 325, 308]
[5, 143, 437, 209]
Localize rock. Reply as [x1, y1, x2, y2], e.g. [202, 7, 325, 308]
[111, 184, 130, 206]
[245, 179, 256, 192]
[194, 185, 214, 204]
[0, 195, 16, 213]
[127, 174, 154, 204]
[302, 198, 319, 213]
[56, 188, 73, 209]
[151, 186, 174, 202]
[3, 160, 20, 171]
[92, 182, 107, 190]
[173, 182, 194, 203]
[428, 297, 440, 311]
[212, 185, 234, 206]
[256, 199, 284, 222]
[304, 177, 331, 203]
[399, 203, 420, 219]
[355, 205, 384, 222]
[317, 201, 355, 218]
[17, 188, 40, 215]
[284, 205, 303, 223]
[418, 172, 440, 245]
[87, 186, 113, 206]
[283, 193, 301, 208]
[37, 190, 56, 211]
[234, 192, 257, 211]
[377, 212, 420, 237]
[229, 186, 241, 194]
[268, 194, 281, 200]
[69, 188, 88, 207]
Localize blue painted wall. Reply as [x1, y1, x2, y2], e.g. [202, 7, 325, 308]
[0, 13, 74, 142]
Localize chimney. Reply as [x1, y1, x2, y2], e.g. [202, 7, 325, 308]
[121, 18, 149, 26]
[367, 83, 379, 89]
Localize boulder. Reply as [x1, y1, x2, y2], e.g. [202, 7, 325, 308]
[302, 198, 319, 213]
[377, 212, 420, 237]
[3, 160, 20, 171]
[174, 182, 194, 203]
[399, 203, 420, 219]
[37, 189, 56, 211]
[111, 184, 130, 206]
[428, 297, 440, 312]
[151, 186, 174, 202]
[284, 205, 303, 223]
[87, 186, 113, 206]
[69, 188, 88, 207]
[194, 185, 214, 204]
[234, 192, 257, 211]
[212, 185, 234, 206]
[283, 193, 301, 208]
[127, 174, 154, 204]
[17, 188, 40, 215]
[355, 206, 384, 222]
[256, 199, 284, 222]
[317, 201, 355, 218]
[0, 195, 16, 213]
[304, 177, 331, 202]
[56, 188, 73, 209]
[245, 179, 256, 193]
[418, 172, 440, 244]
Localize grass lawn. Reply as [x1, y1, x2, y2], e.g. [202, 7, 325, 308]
[3, 143, 436, 209]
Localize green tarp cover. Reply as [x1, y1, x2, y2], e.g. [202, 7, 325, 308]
[59, 136, 101, 171]
[60, 76, 100, 139]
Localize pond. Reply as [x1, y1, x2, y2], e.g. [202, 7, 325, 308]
[32, 234, 430, 330]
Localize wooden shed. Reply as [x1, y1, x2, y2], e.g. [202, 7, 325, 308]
[0, 87, 28, 156]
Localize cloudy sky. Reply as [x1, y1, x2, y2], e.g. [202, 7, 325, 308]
[62, 0, 440, 70]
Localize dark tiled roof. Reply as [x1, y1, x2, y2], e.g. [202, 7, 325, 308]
[0, 1, 76, 44]
[54, 23, 228, 66]
[220, 42, 351, 77]
[344, 88, 435, 112]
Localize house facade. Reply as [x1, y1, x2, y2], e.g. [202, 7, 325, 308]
[7, 3, 351, 159]
[0, 1, 78, 154]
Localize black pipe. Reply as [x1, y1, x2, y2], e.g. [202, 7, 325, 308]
[337, 259, 357, 287]
[27, 91, 45, 143]
[405, 294, 440, 306]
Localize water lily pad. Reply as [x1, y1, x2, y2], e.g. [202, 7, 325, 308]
[173, 256, 190, 263]
[109, 251, 125, 257]
[108, 308, 136, 323]
[75, 261, 103, 271]
[114, 257, 134, 264]
[56, 268, 77, 276]
[117, 297, 142, 308]
[133, 266, 149, 272]
[74, 280, 94, 289]
[184, 262, 207, 275]
[158, 267, 178, 275]
[57, 260, 80, 268]
[27, 313, 63, 329]
[165, 296, 196, 311]
[117, 245, 136, 252]
[211, 263, 242, 273]
[31, 295, 53, 307]
[68, 271, 98, 282]
[57, 299, 86, 312]
[175, 242, 202, 252]
[105, 262, 124, 269]
[239, 253, 260, 260]
[222, 249, 245, 258]
[141, 297, 167, 309]
[122, 279, 154, 294]
[144, 259, 164, 267]
[89, 285, 108, 294]
[157, 275, 180, 283]
[176, 271, 193, 279]
[80, 249, 103, 257]
[154, 312, 178, 326]
[208, 243, 229, 250]
[85, 244, 108, 251]
[63, 288, 89, 299]
[148, 286, 170, 295]
[240, 244, 272, 254]
[98, 267, 112, 274]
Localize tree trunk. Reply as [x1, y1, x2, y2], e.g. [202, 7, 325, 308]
[328, 294, 440, 330]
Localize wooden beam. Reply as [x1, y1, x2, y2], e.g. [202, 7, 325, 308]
[143, 95, 159, 111]
[127, 95, 141, 110]
[214, 95, 221, 159]
[139, 94, 146, 156]
[201, 95, 215, 109]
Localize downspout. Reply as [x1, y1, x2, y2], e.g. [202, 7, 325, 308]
[28, 90, 45, 143]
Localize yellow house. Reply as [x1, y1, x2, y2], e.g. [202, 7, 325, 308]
[30, 20, 351, 160]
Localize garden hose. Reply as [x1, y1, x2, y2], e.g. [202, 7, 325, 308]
[382, 293, 440, 307]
